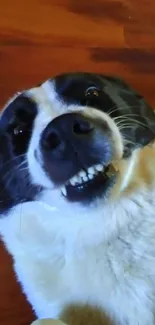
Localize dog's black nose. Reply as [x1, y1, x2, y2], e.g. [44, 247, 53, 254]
[41, 113, 94, 154]
[72, 118, 94, 135]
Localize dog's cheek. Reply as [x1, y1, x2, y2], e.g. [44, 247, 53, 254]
[122, 125, 155, 157]
[0, 134, 12, 165]
[135, 127, 155, 147]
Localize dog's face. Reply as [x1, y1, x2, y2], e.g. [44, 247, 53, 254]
[0, 73, 155, 224]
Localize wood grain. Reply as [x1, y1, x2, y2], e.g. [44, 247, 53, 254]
[0, 0, 155, 324]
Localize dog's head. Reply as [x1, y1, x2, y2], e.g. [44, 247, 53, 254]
[0, 73, 155, 243]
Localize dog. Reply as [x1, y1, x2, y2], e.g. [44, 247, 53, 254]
[0, 72, 155, 325]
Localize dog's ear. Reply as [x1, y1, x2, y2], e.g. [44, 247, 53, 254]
[101, 75, 155, 149]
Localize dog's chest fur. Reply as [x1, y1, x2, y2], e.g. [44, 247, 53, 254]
[2, 189, 155, 325]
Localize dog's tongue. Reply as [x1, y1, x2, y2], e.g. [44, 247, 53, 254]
[31, 319, 67, 325]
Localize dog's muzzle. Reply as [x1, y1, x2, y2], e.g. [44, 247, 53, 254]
[38, 112, 118, 203]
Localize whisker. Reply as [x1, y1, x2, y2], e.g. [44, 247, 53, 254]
[116, 121, 133, 127]
[107, 104, 141, 117]
[123, 139, 136, 146]
[2, 160, 27, 181]
[19, 166, 29, 173]
[116, 122, 134, 128]
[113, 114, 144, 121]
[116, 118, 147, 128]
[0, 158, 28, 199]
[107, 104, 154, 130]
[2, 153, 26, 166]
[107, 105, 119, 116]
[0, 154, 27, 175]
[118, 126, 135, 131]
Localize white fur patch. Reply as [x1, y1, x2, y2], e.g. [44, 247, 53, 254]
[1, 189, 155, 324]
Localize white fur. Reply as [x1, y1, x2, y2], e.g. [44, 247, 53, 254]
[120, 150, 138, 191]
[1, 188, 155, 325]
[1, 82, 155, 325]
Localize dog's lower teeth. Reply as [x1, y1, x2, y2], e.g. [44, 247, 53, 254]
[83, 175, 89, 182]
[88, 174, 94, 179]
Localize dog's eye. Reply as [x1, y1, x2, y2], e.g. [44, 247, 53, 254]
[84, 87, 101, 106]
[13, 124, 28, 136]
[85, 87, 100, 98]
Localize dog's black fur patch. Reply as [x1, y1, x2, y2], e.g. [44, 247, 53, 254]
[0, 95, 39, 214]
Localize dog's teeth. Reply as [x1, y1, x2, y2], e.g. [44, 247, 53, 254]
[88, 173, 94, 179]
[70, 175, 79, 185]
[70, 175, 83, 185]
[87, 167, 96, 175]
[76, 176, 83, 184]
[95, 164, 104, 172]
[61, 186, 67, 196]
[83, 175, 89, 182]
[79, 170, 86, 178]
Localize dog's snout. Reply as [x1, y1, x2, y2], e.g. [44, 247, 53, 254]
[39, 112, 112, 185]
[41, 113, 94, 154]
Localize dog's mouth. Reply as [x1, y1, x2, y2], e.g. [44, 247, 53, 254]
[60, 163, 118, 202]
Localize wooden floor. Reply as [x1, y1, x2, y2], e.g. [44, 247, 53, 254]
[0, 0, 155, 324]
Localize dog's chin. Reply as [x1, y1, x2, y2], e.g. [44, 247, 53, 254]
[59, 164, 118, 204]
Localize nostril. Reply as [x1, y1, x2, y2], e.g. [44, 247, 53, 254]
[43, 131, 61, 150]
[73, 119, 94, 135]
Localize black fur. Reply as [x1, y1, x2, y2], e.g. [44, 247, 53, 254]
[0, 95, 40, 214]
[54, 72, 116, 111]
